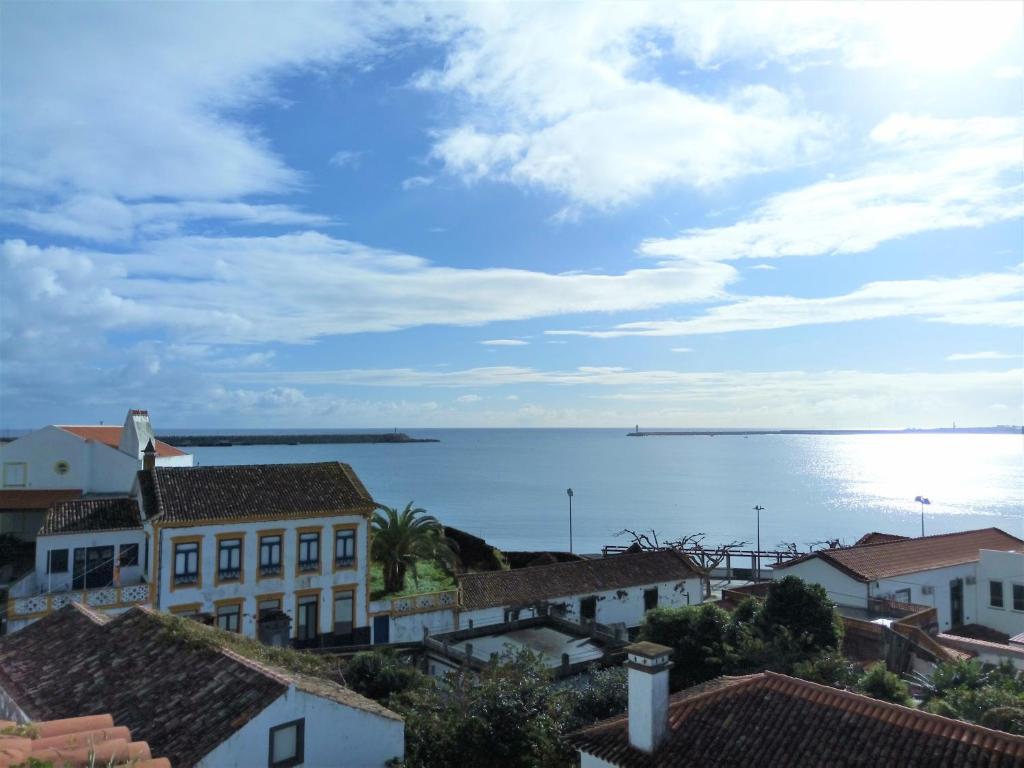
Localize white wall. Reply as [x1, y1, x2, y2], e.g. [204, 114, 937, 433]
[873, 562, 979, 631]
[459, 577, 702, 632]
[197, 685, 404, 768]
[579, 753, 616, 768]
[389, 608, 457, 642]
[34, 529, 146, 593]
[976, 549, 1024, 636]
[772, 558, 868, 609]
[155, 515, 370, 640]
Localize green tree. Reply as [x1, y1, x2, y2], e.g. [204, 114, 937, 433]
[639, 603, 735, 689]
[371, 502, 457, 594]
[791, 651, 858, 688]
[757, 576, 843, 653]
[858, 662, 912, 705]
[344, 649, 426, 703]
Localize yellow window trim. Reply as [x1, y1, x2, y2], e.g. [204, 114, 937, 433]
[295, 525, 323, 577]
[214, 531, 245, 586]
[256, 528, 286, 582]
[169, 534, 203, 592]
[169, 602, 203, 615]
[332, 522, 360, 573]
[294, 587, 323, 638]
[332, 583, 358, 630]
[214, 597, 245, 634]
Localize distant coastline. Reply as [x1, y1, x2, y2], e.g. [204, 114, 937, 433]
[158, 432, 440, 447]
[627, 426, 1023, 437]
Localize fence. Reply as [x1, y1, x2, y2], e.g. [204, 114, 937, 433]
[7, 583, 151, 620]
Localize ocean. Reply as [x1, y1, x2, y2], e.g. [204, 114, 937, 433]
[176, 429, 1024, 555]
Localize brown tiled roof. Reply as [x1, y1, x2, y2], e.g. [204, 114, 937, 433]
[775, 527, 1024, 582]
[458, 550, 700, 611]
[854, 531, 911, 546]
[138, 461, 375, 524]
[0, 714, 170, 768]
[39, 497, 141, 536]
[57, 425, 187, 457]
[0, 604, 396, 768]
[567, 671, 1024, 767]
[0, 489, 83, 511]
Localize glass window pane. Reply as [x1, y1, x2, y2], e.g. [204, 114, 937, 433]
[272, 725, 297, 762]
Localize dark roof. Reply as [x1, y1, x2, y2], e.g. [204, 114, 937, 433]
[0, 489, 83, 511]
[138, 461, 375, 524]
[568, 671, 1024, 767]
[39, 497, 142, 536]
[775, 527, 1024, 582]
[458, 550, 700, 611]
[854, 531, 911, 546]
[0, 604, 398, 768]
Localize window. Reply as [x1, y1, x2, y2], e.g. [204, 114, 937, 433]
[217, 602, 242, 633]
[334, 528, 355, 568]
[297, 593, 319, 641]
[990, 580, 1004, 608]
[580, 596, 597, 621]
[260, 534, 282, 577]
[47, 549, 69, 574]
[2, 462, 27, 487]
[644, 587, 658, 612]
[174, 541, 199, 586]
[1014, 584, 1024, 612]
[218, 538, 243, 581]
[268, 719, 304, 768]
[258, 597, 282, 618]
[119, 543, 139, 567]
[298, 531, 320, 572]
[334, 589, 354, 635]
[893, 588, 911, 604]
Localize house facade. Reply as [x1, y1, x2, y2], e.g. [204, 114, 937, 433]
[7, 461, 377, 646]
[772, 528, 1024, 632]
[0, 409, 191, 540]
[976, 548, 1024, 637]
[0, 604, 404, 768]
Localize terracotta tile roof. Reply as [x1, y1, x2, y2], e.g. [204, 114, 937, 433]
[458, 550, 700, 611]
[57, 425, 187, 457]
[39, 497, 141, 536]
[137, 461, 375, 524]
[854, 531, 911, 546]
[568, 671, 1024, 767]
[0, 604, 397, 767]
[0, 489, 83, 511]
[0, 714, 170, 768]
[775, 527, 1024, 582]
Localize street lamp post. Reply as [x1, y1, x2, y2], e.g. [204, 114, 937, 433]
[914, 496, 930, 536]
[566, 488, 574, 553]
[753, 505, 765, 582]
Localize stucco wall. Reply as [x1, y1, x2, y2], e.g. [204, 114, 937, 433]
[196, 686, 404, 768]
[976, 549, 1024, 636]
[872, 562, 979, 631]
[772, 557, 868, 608]
[156, 516, 370, 640]
[34, 528, 146, 592]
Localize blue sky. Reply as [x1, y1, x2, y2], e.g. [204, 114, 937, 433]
[1, 1, 1021, 429]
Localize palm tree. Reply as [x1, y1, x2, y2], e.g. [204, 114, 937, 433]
[371, 502, 458, 594]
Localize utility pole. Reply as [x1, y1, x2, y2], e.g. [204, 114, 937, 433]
[753, 505, 765, 582]
[566, 488, 574, 553]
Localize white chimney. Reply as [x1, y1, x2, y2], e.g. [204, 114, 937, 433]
[118, 409, 155, 461]
[625, 641, 673, 753]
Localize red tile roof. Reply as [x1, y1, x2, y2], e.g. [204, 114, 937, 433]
[568, 671, 1024, 767]
[57, 425, 187, 457]
[458, 550, 700, 611]
[0, 489, 83, 511]
[137, 462, 375, 524]
[775, 527, 1024, 582]
[854, 532, 911, 546]
[0, 713, 170, 768]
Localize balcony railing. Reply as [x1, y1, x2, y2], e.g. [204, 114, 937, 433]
[218, 568, 242, 582]
[298, 560, 320, 573]
[173, 573, 199, 586]
[8, 583, 151, 620]
[335, 556, 355, 568]
[390, 589, 458, 616]
[260, 563, 282, 577]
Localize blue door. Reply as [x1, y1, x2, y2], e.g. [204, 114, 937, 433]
[373, 615, 390, 644]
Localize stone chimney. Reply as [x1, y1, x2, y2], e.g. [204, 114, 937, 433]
[118, 409, 155, 460]
[142, 439, 157, 472]
[625, 641, 673, 753]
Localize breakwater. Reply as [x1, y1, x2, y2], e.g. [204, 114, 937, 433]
[162, 433, 439, 447]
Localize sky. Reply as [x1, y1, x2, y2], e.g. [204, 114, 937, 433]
[1, 1, 1022, 429]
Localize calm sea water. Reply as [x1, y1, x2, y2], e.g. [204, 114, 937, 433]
[176, 430, 1023, 555]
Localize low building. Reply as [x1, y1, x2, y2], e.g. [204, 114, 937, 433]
[0, 409, 192, 541]
[7, 461, 377, 646]
[568, 642, 1024, 767]
[0, 713, 170, 768]
[772, 527, 1024, 631]
[975, 548, 1024, 637]
[0, 603, 404, 768]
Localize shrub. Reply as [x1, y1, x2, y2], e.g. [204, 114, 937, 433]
[758, 576, 843, 652]
[858, 662, 912, 705]
[562, 666, 628, 732]
[639, 603, 735, 689]
[791, 652, 858, 688]
[979, 706, 1024, 735]
[345, 649, 426, 703]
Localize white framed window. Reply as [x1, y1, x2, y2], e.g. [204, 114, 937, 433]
[260, 534, 282, 576]
[218, 538, 242, 581]
[268, 718, 304, 768]
[217, 603, 241, 633]
[298, 532, 320, 571]
[174, 542, 199, 585]
[333, 590, 354, 635]
[334, 529, 355, 568]
[3, 462, 27, 487]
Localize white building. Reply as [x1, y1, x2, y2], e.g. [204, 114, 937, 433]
[0, 409, 191, 540]
[975, 548, 1024, 637]
[7, 460, 376, 645]
[0, 602, 404, 768]
[771, 528, 1024, 632]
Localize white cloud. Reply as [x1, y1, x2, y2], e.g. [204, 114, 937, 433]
[329, 150, 364, 169]
[401, 175, 435, 190]
[749, 264, 776, 271]
[641, 115, 1023, 262]
[481, 339, 529, 346]
[947, 351, 1019, 361]
[547, 269, 1024, 338]
[456, 394, 482, 403]
[671, 347, 693, 353]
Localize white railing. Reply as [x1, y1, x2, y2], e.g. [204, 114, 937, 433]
[8, 583, 151, 619]
[391, 589, 458, 616]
